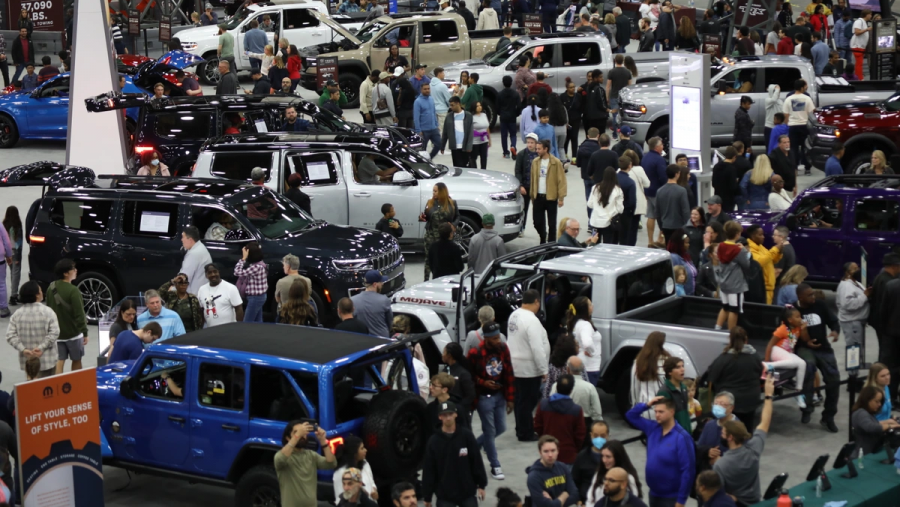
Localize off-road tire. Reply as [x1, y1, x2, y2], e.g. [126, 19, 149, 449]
[363, 389, 428, 480]
[234, 464, 280, 507]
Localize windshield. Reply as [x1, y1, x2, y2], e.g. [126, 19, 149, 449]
[316, 108, 356, 132]
[223, 6, 252, 30]
[393, 146, 445, 178]
[237, 190, 315, 239]
[353, 21, 387, 43]
[487, 40, 527, 66]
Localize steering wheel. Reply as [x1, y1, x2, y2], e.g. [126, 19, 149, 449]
[505, 283, 523, 307]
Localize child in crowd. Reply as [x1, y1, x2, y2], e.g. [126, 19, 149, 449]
[21, 64, 38, 92]
[763, 306, 809, 408]
[673, 265, 687, 296]
[532, 109, 559, 159]
[375, 203, 404, 238]
[767, 112, 789, 155]
[714, 221, 751, 331]
[322, 89, 344, 119]
[684, 378, 702, 429]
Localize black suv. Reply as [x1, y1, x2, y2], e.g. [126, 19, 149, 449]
[27, 177, 404, 323]
[85, 94, 424, 175]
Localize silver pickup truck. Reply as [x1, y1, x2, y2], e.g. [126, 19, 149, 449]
[390, 243, 783, 415]
[619, 55, 900, 149]
[436, 32, 671, 127]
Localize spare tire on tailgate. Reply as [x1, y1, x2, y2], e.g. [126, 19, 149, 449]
[363, 389, 428, 480]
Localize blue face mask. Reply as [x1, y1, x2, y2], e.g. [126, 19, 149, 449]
[151, 159, 160, 166]
[592, 437, 607, 450]
[712, 405, 727, 419]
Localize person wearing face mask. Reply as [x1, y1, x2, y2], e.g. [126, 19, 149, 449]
[572, 421, 609, 502]
[136, 150, 171, 176]
[585, 442, 643, 506]
[836, 262, 870, 354]
[696, 392, 740, 469]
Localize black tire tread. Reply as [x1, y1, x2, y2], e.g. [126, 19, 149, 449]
[234, 463, 280, 507]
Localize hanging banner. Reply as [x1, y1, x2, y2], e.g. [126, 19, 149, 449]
[733, 0, 768, 28]
[128, 8, 140, 35]
[15, 0, 65, 31]
[16, 368, 104, 507]
[317, 56, 338, 90]
[523, 14, 542, 35]
[159, 15, 172, 43]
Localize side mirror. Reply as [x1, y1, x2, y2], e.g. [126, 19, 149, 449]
[451, 286, 460, 303]
[120, 376, 137, 400]
[785, 214, 797, 231]
[393, 171, 416, 186]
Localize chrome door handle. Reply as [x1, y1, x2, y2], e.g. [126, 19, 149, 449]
[353, 192, 372, 197]
[449, 46, 461, 51]
[544, 74, 553, 78]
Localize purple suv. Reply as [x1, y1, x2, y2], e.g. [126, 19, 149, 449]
[732, 175, 900, 286]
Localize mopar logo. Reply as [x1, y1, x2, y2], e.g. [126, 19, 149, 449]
[43, 386, 54, 398]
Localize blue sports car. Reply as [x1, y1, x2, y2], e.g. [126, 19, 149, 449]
[0, 51, 204, 148]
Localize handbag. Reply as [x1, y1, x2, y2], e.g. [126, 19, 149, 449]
[374, 86, 389, 115]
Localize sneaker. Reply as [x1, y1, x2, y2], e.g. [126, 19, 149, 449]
[820, 418, 839, 433]
[801, 411, 811, 424]
[0, 309, 9, 318]
[518, 231, 525, 238]
[503, 153, 510, 159]
[491, 467, 505, 480]
[813, 393, 824, 406]
[796, 394, 807, 409]
[8, 296, 17, 306]
[510, 147, 517, 158]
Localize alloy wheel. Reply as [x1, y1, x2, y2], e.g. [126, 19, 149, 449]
[203, 58, 221, 84]
[251, 486, 279, 507]
[454, 220, 476, 259]
[77, 277, 114, 322]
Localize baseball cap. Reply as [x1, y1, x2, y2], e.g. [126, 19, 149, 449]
[379, 71, 391, 80]
[342, 467, 362, 483]
[438, 401, 457, 414]
[706, 195, 723, 205]
[884, 253, 900, 266]
[483, 322, 501, 338]
[217, 23, 228, 30]
[741, 95, 755, 104]
[326, 79, 337, 87]
[393, 66, 405, 77]
[415, 63, 428, 70]
[365, 269, 387, 284]
[526, 133, 539, 141]
[205, 2, 213, 8]
[482, 213, 495, 226]
[619, 125, 634, 136]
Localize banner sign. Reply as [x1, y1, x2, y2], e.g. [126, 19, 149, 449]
[702, 34, 722, 59]
[128, 9, 140, 35]
[158, 15, 172, 43]
[16, 369, 103, 507]
[733, 0, 768, 28]
[17, 0, 64, 31]
[523, 14, 542, 35]
[317, 56, 338, 91]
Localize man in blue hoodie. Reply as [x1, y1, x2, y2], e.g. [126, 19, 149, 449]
[414, 82, 441, 160]
[625, 397, 695, 507]
[642, 136, 669, 246]
[527, 435, 580, 507]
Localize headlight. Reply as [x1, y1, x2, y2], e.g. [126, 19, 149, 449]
[332, 258, 374, 271]
[490, 190, 517, 201]
[304, 57, 317, 68]
[816, 125, 840, 140]
[622, 103, 647, 117]
[181, 42, 198, 50]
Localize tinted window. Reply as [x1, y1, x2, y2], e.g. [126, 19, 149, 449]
[238, 190, 313, 238]
[49, 199, 114, 233]
[421, 20, 458, 43]
[40, 76, 70, 98]
[153, 112, 213, 139]
[561, 42, 602, 67]
[615, 261, 674, 314]
[122, 201, 180, 237]
[210, 152, 276, 181]
[528, 45, 554, 68]
[284, 8, 318, 28]
[855, 199, 899, 232]
[198, 363, 246, 410]
[763, 67, 802, 93]
[249, 366, 309, 420]
[286, 152, 339, 187]
[138, 357, 187, 401]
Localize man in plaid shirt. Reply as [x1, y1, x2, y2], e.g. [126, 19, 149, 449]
[466, 322, 515, 481]
[6, 281, 59, 377]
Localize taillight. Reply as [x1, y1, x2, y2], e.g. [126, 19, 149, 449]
[29, 235, 45, 243]
[327, 436, 343, 454]
[134, 145, 154, 154]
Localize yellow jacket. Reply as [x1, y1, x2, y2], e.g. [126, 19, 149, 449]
[748, 239, 783, 304]
[530, 155, 567, 201]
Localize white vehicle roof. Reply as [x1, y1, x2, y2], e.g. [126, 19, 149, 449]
[539, 244, 671, 277]
[249, 0, 323, 11]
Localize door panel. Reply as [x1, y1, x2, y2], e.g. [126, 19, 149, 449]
[190, 361, 249, 477]
[188, 205, 257, 286]
[29, 76, 71, 138]
[283, 150, 349, 225]
[114, 200, 184, 292]
[851, 197, 900, 283]
[418, 20, 465, 66]
[372, 24, 416, 72]
[555, 42, 603, 94]
[789, 196, 846, 282]
[526, 44, 559, 91]
[346, 153, 424, 241]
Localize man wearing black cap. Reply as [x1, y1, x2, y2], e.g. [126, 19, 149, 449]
[246, 68, 271, 95]
[733, 96, 755, 153]
[318, 79, 348, 108]
[349, 270, 393, 338]
[422, 400, 487, 507]
[705, 196, 732, 226]
[612, 126, 643, 159]
[869, 253, 900, 373]
[410, 63, 431, 96]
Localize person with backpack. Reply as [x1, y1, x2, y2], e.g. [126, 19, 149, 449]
[713, 221, 751, 331]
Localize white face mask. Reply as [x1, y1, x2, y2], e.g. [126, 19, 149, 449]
[151, 159, 160, 166]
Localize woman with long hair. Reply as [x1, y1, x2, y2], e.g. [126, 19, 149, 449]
[235, 242, 268, 322]
[684, 207, 706, 265]
[384, 44, 409, 72]
[604, 14, 619, 52]
[136, 150, 170, 176]
[547, 93, 569, 163]
[561, 79, 582, 161]
[287, 44, 302, 92]
[675, 16, 698, 51]
[421, 182, 457, 280]
[810, 4, 830, 39]
[707, 326, 763, 426]
[543, 332, 589, 398]
[852, 385, 900, 456]
[470, 101, 491, 169]
[623, 56, 638, 78]
[657, 356, 692, 432]
[866, 150, 895, 174]
[865, 363, 893, 421]
[267, 55, 289, 92]
[3, 206, 23, 306]
[765, 21, 782, 54]
[332, 435, 378, 502]
[666, 229, 697, 295]
[567, 296, 602, 385]
[587, 166, 624, 244]
[741, 154, 774, 209]
[455, 70, 470, 97]
[700, 221, 725, 264]
[775, 264, 808, 306]
[585, 440, 643, 505]
[106, 299, 138, 356]
[763, 306, 810, 408]
[280, 278, 318, 326]
[520, 94, 541, 143]
[631, 331, 669, 419]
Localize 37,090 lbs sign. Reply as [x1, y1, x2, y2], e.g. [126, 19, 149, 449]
[15, 0, 65, 31]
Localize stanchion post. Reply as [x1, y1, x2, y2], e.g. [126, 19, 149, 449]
[848, 369, 857, 442]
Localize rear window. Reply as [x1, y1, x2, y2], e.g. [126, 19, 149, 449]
[121, 200, 180, 238]
[561, 42, 602, 67]
[49, 199, 114, 233]
[153, 112, 214, 139]
[283, 8, 318, 28]
[210, 152, 276, 181]
[615, 261, 674, 314]
[421, 20, 458, 43]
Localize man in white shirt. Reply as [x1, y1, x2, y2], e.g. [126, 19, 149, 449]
[851, 10, 873, 80]
[768, 174, 794, 211]
[507, 288, 550, 442]
[197, 263, 244, 327]
[179, 226, 213, 295]
[781, 79, 816, 174]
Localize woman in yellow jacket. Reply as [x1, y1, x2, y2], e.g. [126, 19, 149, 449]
[746, 224, 783, 304]
[530, 139, 567, 244]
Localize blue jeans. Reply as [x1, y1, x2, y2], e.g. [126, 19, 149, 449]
[244, 294, 266, 323]
[588, 371, 600, 386]
[422, 128, 441, 159]
[584, 179, 594, 218]
[476, 393, 507, 468]
[249, 57, 262, 71]
[500, 120, 517, 155]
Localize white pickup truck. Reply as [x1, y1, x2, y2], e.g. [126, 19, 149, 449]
[177, 0, 363, 84]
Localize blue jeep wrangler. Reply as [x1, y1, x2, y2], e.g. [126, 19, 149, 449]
[97, 323, 430, 506]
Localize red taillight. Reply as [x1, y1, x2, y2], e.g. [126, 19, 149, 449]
[327, 436, 344, 454]
[323, 289, 332, 303]
[29, 235, 45, 243]
[134, 145, 154, 154]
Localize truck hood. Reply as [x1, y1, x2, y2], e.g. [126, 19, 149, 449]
[96, 361, 133, 391]
[731, 210, 783, 228]
[439, 59, 495, 80]
[391, 276, 460, 308]
[618, 81, 670, 104]
[312, 10, 361, 45]
[285, 222, 399, 261]
[815, 101, 887, 128]
[433, 166, 519, 193]
[169, 25, 220, 44]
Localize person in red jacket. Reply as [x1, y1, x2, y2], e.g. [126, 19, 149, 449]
[534, 374, 586, 465]
[527, 72, 553, 98]
[286, 44, 302, 92]
[776, 28, 795, 55]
